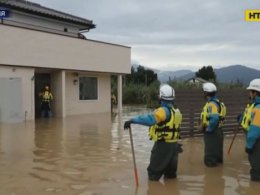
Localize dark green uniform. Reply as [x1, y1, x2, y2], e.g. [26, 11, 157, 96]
[204, 127, 222, 166]
[148, 141, 178, 180]
[248, 139, 260, 181]
[218, 127, 224, 163]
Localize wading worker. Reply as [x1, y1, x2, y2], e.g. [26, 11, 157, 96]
[199, 82, 226, 167]
[240, 79, 260, 181]
[39, 85, 53, 118]
[124, 84, 182, 181]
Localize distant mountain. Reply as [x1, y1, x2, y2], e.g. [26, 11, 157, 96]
[179, 65, 260, 85]
[179, 72, 195, 80]
[215, 65, 260, 85]
[157, 70, 193, 83]
[131, 64, 260, 85]
[131, 64, 193, 83]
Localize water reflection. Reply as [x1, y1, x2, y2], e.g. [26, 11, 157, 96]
[147, 180, 180, 195]
[203, 167, 224, 195]
[1, 106, 260, 194]
[31, 118, 64, 182]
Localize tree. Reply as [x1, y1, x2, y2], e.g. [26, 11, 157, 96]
[124, 65, 157, 86]
[195, 66, 216, 82]
[124, 66, 135, 85]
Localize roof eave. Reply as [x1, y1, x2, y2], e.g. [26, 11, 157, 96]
[0, 2, 96, 30]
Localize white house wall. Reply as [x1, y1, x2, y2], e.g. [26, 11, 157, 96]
[0, 25, 131, 74]
[65, 72, 111, 115]
[0, 66, 35, 122]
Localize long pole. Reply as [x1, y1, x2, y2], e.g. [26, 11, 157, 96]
[129, 127, 139, 187]
[227, 125, 240, 155]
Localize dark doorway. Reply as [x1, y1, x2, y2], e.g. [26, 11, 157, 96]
[35, 73, 51, 118]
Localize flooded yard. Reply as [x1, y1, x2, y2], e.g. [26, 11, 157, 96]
[0, 106, 260, 195]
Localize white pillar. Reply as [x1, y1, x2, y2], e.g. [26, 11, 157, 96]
[52, 70, 66, 117]
[117, 74, 123, 112]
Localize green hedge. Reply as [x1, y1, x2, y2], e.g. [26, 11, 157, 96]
[122, 80, 245, 106]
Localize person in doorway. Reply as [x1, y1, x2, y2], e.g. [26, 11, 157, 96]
[124, 84, 183, 181]
[199, 82, 226, 167]
[239, 79, 260, 181]
[111, 93, 117, 113]
[111, 93, 117, 105]
[39, 85, 53, 118]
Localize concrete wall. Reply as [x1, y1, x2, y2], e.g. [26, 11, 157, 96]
[65, 72, 111, 115]
[0, 25, 131, 74]
[0, 66, 35, 122]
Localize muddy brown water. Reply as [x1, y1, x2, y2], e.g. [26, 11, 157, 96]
[0, 106, 260, 195]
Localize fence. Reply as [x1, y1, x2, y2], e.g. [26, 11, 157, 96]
[174, 89, 249, 138]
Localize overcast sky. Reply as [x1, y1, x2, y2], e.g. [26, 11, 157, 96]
[33, 0, 260, 71]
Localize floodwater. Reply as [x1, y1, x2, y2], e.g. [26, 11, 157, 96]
[0, 106, 260, 195]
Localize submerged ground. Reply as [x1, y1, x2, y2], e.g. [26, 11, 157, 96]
[0, 106, 259, 195]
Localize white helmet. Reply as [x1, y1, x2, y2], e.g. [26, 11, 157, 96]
[247, 79, 260, 92]
[203, 82, 217, 92]
[159, 84, 175, 101]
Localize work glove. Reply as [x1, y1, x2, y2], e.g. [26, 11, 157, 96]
[245, 147, 254, 154]
[198, 123, 207, 133]
[124, 120, 132, 130]
[177, 143, 183, 153]
[236, 113, 242, 123]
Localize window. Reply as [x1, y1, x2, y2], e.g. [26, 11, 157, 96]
[79, 77, 98, 100]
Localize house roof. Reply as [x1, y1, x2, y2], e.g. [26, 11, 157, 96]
[186, 77, 208, 83]
[0, 0, 96, 30]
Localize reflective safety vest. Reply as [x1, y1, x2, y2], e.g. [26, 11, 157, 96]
[149, 107, 182, 143]
[42, 91, 53, 102]
[111, 94, 117, 105]
[200, 100, 226, 127]
[241, 103, 259, 131]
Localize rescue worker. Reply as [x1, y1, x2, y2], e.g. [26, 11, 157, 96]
[239, 79, 260, 181]
[199, 82, 226, 167]
[111, 93, 117, 105]
[111, 93, 117, 113]
[124, 84, 182, 181]
[39, 85, 53, 118]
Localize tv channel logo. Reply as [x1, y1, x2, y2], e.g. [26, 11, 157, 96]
[245, 10, 260, 22]
[0, 8, 10, 19]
